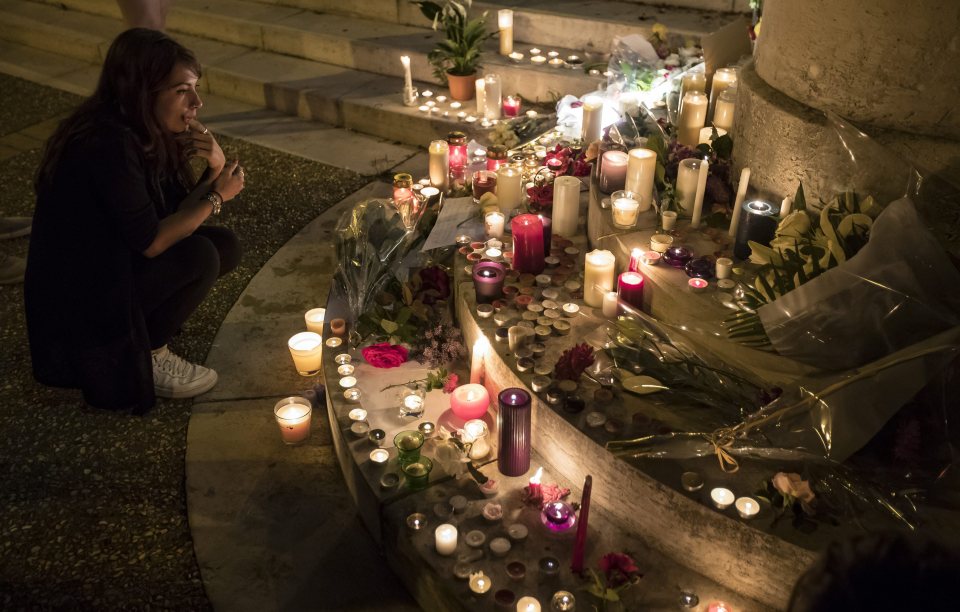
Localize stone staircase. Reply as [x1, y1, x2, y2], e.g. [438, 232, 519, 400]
[0, 0, 745, 148]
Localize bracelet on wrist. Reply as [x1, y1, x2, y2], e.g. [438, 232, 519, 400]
[203, 190, 223, 216]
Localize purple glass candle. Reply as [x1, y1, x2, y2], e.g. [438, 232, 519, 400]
[540, 501, 576, 532]
[537, 214, 552, 250]
[510, 214, 545, 274]
[497, 388, 531, 477]
[617, 272, 644, 312]
[472, 261, 505, 304]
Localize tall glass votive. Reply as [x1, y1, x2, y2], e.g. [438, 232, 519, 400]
[473, 261, 506, 304]
[610, 190, 640, 229]
[394, 430, 425, 467]
[498, 388, 531, 477]
[287, 331, 323, 375]
[474, 170, 498, 205]
[402, 456, 433, 490]
[274, 396, 312, 444]
[487, 144, 508, 171]
[304, 308, 325, 334]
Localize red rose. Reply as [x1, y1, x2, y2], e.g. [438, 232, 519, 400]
[361, 343, 409, 368]
[599, 552, 640, 587]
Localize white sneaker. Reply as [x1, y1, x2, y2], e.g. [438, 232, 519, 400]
[152, 346, 218, 399]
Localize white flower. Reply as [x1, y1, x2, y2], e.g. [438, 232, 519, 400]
[776, 211, 811, 239]
[837, 213, 872, 238]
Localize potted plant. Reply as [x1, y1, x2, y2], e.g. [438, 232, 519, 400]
[413, 0, 491, 101]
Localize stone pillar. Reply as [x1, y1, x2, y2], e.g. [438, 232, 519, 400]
[732, 0, 960, 201]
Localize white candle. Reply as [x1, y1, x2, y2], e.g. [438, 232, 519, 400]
[583, 249, 616, 308]
[428, 139, 449, 191]
[677, 91, 708, 147]
[339, 375, 357, 389]
[680, 71, 706, 99]
[735, 496, 760, 519]
[676, 158, 701, 216]
[780, 195, 793, 218]
[715, 257, 733, 279]
[435, 524, 458, 555]
[530, 55, 546, 65]
[287, 331, 323, 375]
[709, 67, 738, 121]
[468, 571, 492, 594]
[713, 88, 736, 132]
[551, 175, 580, 237]
[496, 166, 522, 213]
[400, 55, 413, 95]
[484, 211, 505, 238]
[612, 195, 640, 228]
[661, 210, 678, 230]
[304, 308, 325, 334]
[475, 77, 486, 116]
[516, 596, 542, 612]
[625, 148, 656, 211]
[691, 158, 709, 229]
[484, 74, 502, 120]
[369, 448, 389, 464]
[710, 487, 735, 510]
[698, 126, 727, 145]
[602, 291, 619, 318]
[348, 407, 367, 421]
[728, 167, 751, 237]
[464, 419, 490, 459]
[581, 95, 604, 144]
[498, 9, 513, 56]
[273, 398, 312, 444]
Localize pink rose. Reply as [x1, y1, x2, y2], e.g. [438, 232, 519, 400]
[442, 373, 459, 393]
[772, 472, 816, 512]
[361, 343, 408, 368]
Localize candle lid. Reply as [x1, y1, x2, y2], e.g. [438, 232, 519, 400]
[447, 130, 466, 145]
[392, 172, 413, 188]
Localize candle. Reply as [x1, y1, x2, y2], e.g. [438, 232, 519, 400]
[476, 76, 486, 116]
[464, 418, 490, 459]
[450, 383, 490, 420]
[552, 175, 580, 237]
[511, 214, 546, 274]
[329, 317, 346, 337]
[709, 66, 738, 121]
[498, 388, 531, 477]
[699, 126, 727, 145]
[583, 249, 615, 307]
[661, 210, 678, 230]
[338, 375, 357, 389]
[531, 55, 546, 65]
[688, 277, 709, 292]
[287, 331, 323, 375]
[715, 257, 733, 279]
[625, 148, 656, 211]
[484, 74, 502, 120]
[691, 158, 709, 229]
[676, 158, 701, 218]
[707, 602, 731, 612]
[677, 91, 708, 147]
[496, 166, 523, 213]
[710, 487, 735, 510]
[435, 524, 458, 555]
[324, 337, 342, 348]
[502, 94, 521, 117]
[601, 291, 619, 318]
[561, 302, 579, 317]
[650, 233, 674, 253]
[473, 170, 498, 205]
[369, 448, 389, 464]
[517, 596, 541, 612]
[628, 248, 643, 272]
[736, 496, 760, 519]
[581, 95, 604, 144]
[617, 272, 644, 311]
[734, 199, 778, 260]
[508, 51, 524, 62]
[273, 397, 312, 444]
[498, 9, 513, 55]
[728, 167, 751, 237]
[489, 536, 511, 557]
[480, 211, 505, 241]
[680, 70, 706, 101]
[541, 501, 576, 533]
[400, 55, 413, 97]
[428, 140, 449, 192]
[304, 308, 325, 334]
[599, 150, 629, 193]
[343, 388, 362, 403]
[611, 194, 640, 229]
[368, 428, 385, 446]
[780, 195, 793, 218]
[713, 88, 736, 132]
[469, 571, 493, 595]
[569, 473, 593, 571]
[527, 466, 543, 499]
[337, 363, 355, 376]
[551, 591, 576, 611]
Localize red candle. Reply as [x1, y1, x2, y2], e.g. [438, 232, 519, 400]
[447, 131, 468, 174]
[510, 214, 545, 274]
[537, 214, 552, 249]
[617, 271, 644, 312]
[527, 466, 543, 501]
[628, 248, 643, 272]
[503, 95, 521, 117]
[570, 474, 592, 574]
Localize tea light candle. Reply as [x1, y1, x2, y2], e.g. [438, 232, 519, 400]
[337, 363, 355, 376]
[681, 471, 704, 492]
[602, 291, 619, 318]
[551, 591, 576, 611]
[553, 320, 571, 335]
[469, 571, 492, 595]
[548, 57, 564, 67]
[343, 388, 362, 403]
[717, 278, 736, 290]
[530, 376, 551, 392]
[707, 602, 731, 612]
[736, 496, 760, 519]
[561, 303, 579, 317]
[507, 523, 528, 541]
[406, 512, 427, 530]
[324, 337, 342, 348]
[477, 303, 495, 318]
[715, 257, 733, 279]
[688, 277, 709, 293]
[418, 105, 429, 113]
[287, 331, 323, 376]
[368, 429, 386, 446]
[710, 487, 735, 510]
[489, 536, 511, 557]
[485, 247, 503, 260]
[348, 408, 367, 422]
[334, 353, 352, 365]
[369, 448, 389, 464]
[531, 55, 547, 65]
[506, 561, 526, 581]
[517, 596, 541, 612]
[508, 51, 524, 62]
[304, 308, 325, 333]
[650, 234, 674, 253]
[350, 420, 369, 437]
[642, 251, 661, 266]
[563, 279, 581, 292]
[339, 376, 357, 389]
[273, 397, 312, 444]
[583, 249, 616, 307]
[435, 524, 458, 555]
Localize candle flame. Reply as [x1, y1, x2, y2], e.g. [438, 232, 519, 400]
[400, 55, 410, 68]
[530, 466, 543, 485]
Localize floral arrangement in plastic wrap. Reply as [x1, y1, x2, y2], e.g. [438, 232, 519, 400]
[585, 552, 643, 612]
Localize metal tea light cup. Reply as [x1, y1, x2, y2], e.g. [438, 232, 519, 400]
[394, 430, 425, 467]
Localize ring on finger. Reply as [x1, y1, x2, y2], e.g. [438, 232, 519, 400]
[201, 128, 209, 135]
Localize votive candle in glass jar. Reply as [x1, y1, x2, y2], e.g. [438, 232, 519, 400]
[611, 192, 640, 229]
[503, 94, 521, 117]
[447, 131, 468, 175]
[473, 261, 506, 304]
[486, 144, 508, 171]
[304, 307, 325, 334]
[287, 331, 323, 376]
[498, 388, 531, 476]
[617, 272, 644, 312]
[273, 396, 312, 444]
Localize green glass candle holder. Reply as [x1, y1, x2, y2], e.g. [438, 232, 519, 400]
[402, 456, 433, 491]
[394, 430, 425, 467]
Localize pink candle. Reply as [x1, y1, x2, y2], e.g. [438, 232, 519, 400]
[570, 474, 592, 574]
[450, 383, 490, 420]
[511, 214, 545, 274]
[599, 151, 629, 193]
[537, 214, 552, 249]
[503, 95, 521, 117]
[274, 398, 312, 445]
[527, 466, 543, 500]
[448, 132, 468, 173]
[393, 186, 415, 204]
[617, 272, 644, 312]
[628, 248, 643, 272]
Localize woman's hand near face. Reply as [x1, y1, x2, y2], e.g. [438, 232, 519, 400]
[213, 159, 245, 202]
[177, 119, 225, 175]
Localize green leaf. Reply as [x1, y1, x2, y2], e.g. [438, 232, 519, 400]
[793, 182, 806, 212]
[381, 319, 399, 334]
[712, 134, 734, 159]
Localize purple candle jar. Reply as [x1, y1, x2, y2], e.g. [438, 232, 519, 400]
[540, 501, 577, 532]
[497, 388, 531, 477]
[684, 256, 715, 280]
[663, 245, 693, 268]
[473, 261, 506, 304]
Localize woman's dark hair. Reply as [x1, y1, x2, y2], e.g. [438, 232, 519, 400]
[35, 28, 201, 197]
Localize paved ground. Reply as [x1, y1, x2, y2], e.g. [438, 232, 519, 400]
[0, 72, 412, 609]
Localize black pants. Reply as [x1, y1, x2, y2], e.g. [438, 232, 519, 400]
[133, 225, 241, 349]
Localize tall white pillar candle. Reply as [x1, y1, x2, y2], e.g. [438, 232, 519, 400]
[690, 158, 709, 229]
[677, 91, 708, 147]
[713, 88, 736, 132]
[581, 95, 604, 144]
[780, 196, 793, 218]
[475, 77, 486, 116]
[484, 74, 502, 120]
[435, 524, 458, 555]
[583, 249, 616, 307]
[679, 71, 706, 117]
[496, 165, 522, 213]
[400, 55, 413, 94]
[551, 176, 580, 237]
[709, 67, 738, 121]
[498, 10, 513, 56]
[624, 148, 656, 211]
[428, 139, 449, 191]
[728, 167, 751, 237]
[675, 158, 701, 217]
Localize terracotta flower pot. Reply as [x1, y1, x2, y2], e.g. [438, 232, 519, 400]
[447, 72, 476, 101]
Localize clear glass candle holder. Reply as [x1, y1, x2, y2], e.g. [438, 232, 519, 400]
[399, 386, 426, 418]
[273, 396, 312, 445]
[610, 190, 641, 229]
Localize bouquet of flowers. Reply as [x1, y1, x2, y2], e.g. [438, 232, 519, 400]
[586, 553, 643, 611]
